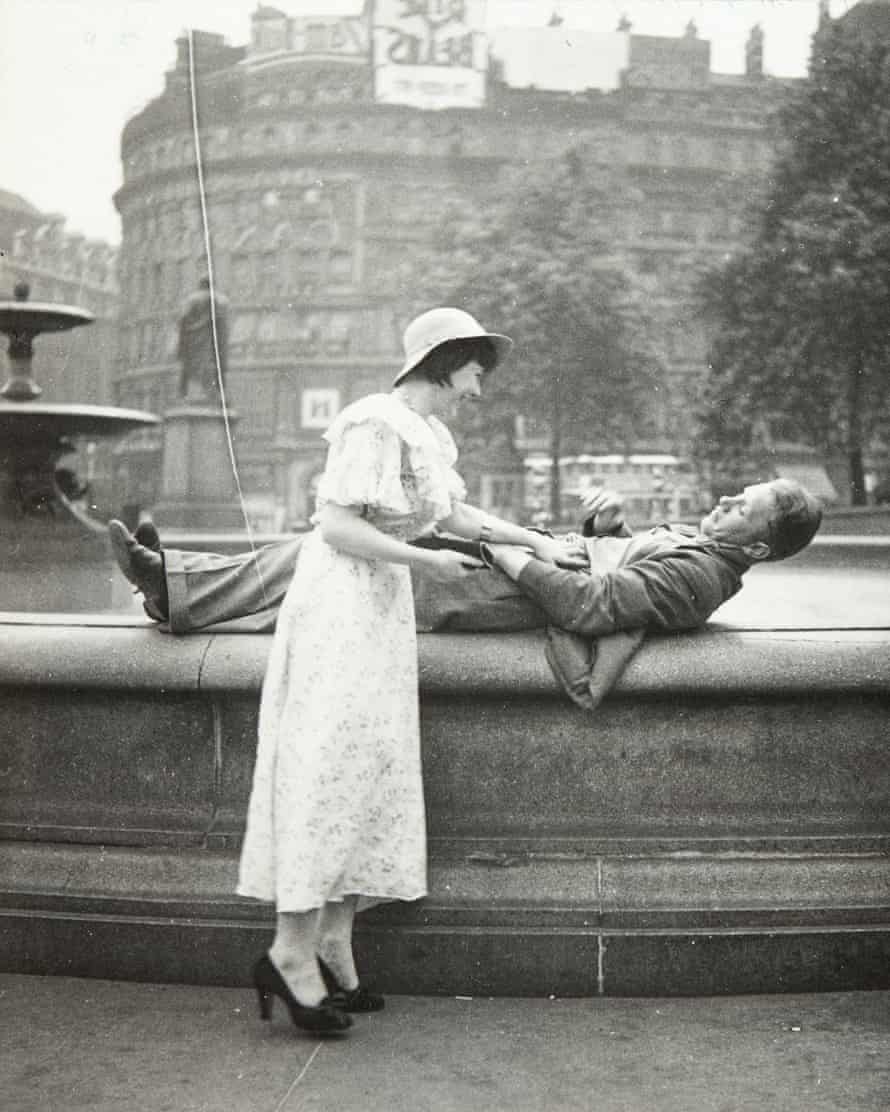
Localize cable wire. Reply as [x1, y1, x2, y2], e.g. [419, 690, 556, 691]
[187, 29, 268, 605]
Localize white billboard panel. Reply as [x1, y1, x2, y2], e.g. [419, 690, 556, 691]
[491, 28, 629, 93]
[301, 388, 341, 430]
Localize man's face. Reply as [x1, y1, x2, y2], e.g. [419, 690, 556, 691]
[700, 482, 777, 550]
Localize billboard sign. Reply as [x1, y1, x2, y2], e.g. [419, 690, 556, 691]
[372, 0, 488, 110]
[301, 388, 341, 430]
[291, 16, 370, 59]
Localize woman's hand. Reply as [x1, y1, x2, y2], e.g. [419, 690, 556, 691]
[422, 548, 485, 583]
[579, 486, 625, 535]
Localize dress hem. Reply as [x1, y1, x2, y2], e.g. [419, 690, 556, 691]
[235, 885, 428, 912]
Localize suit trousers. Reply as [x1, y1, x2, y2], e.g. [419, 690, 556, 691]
[163, 535, 548, 635]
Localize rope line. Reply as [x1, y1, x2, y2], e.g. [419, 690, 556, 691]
[187, 30, 269, 606]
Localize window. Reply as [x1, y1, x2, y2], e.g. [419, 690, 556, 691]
[330, 249, 353, 283]
[481, 475, 522, 519]
[178, 256, 192, 297]
[711, 137, 730, 167]
[231, 311, 257, 345]
[259, 252, 279, 298]
[325, 312, 351, 354]
[231, 254, 254, 297]
[257, 312, 281, 343]
[640, 211, 662, 240]
[670, 210, 697, 240]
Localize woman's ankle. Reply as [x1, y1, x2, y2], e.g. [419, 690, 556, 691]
[269, 945, 326, 1006]
[316, 943, 359, 992]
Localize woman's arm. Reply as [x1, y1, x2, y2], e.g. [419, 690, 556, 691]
[439, 501, 529, 544]
[318, 503, 480, 581]
[440, 502, 585, 567]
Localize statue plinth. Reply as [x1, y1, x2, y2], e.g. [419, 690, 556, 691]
[152, 405, 246, 530]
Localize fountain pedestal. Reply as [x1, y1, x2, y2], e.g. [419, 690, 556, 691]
[0, 415, 113, 611]
[0, 282, 159, 612]
[152, 406, 245, 530]
[0, 523, 117, 613]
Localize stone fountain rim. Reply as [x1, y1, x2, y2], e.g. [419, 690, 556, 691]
[0, 400, 159, 423]
[0, 300, 95, 328]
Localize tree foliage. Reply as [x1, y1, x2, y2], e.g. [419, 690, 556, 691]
[696, 8, 890, 502]
[401, 148, 664, 517]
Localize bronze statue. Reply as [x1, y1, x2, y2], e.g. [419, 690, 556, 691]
[177, 277, 230, 402]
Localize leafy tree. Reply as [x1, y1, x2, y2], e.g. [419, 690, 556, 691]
[696, 6, 890, 504]
[401, 148, 664, 520]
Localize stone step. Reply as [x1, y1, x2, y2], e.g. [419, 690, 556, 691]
[2, 842, 888, 995]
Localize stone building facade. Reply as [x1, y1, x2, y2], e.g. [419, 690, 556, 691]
[1, 188, 119, 408]
[112, 7, 791, 527]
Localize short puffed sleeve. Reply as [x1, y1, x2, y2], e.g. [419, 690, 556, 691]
[315, 417, 412, 514]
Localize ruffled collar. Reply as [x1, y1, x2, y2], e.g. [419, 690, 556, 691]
[324, 392, 458, 466]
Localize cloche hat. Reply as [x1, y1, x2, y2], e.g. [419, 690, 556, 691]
[392, 307, 513, 387]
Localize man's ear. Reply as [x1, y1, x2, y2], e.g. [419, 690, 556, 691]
[742, 540, 771, 561]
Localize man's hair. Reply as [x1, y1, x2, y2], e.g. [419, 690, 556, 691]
[764, 479, 823, 561]
[401, 337, 498, 387]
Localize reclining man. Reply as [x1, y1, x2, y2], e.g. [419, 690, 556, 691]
[110, 477, 822, 709]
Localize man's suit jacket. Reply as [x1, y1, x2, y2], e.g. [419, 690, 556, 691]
[520, 523, 752, 709]
[161, 523, 750, 709]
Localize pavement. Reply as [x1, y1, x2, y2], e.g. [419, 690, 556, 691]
[709, 561, 890, 628]
[3, 975, 889, 1112]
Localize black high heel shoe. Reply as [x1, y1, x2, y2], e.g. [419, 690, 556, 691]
[252, 954, 352, 1034]
[318, 956, 385, 1013]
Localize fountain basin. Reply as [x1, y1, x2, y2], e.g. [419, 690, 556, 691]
[0, 401, 158, 441]
[0, 300, 94, 333]
[0, 615, 887, 994]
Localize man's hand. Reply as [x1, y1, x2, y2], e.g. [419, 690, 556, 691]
[422, 548, 485, 583]
[485, 543, 534, 581]
[529, 534, 588, 569]
[579, 486, 625, 535]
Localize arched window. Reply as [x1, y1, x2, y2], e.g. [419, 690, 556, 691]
[231, 253, 255, 298]
[259, 251, 279, 298]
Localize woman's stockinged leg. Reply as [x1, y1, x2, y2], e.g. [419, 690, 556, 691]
[317, 895, 359, 991]
[269, 908, 327, 1006]
[254, 908, 353, 1033]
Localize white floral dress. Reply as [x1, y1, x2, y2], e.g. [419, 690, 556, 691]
[236, 393, 466, 912]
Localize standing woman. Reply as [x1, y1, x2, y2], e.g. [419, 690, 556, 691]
[238, 308, 565, 1035]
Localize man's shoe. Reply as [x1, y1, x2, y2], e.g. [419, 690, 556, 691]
[131, 522, 164, 618]
[133, 520, 161, 553]
[108, 519, 168, 619]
